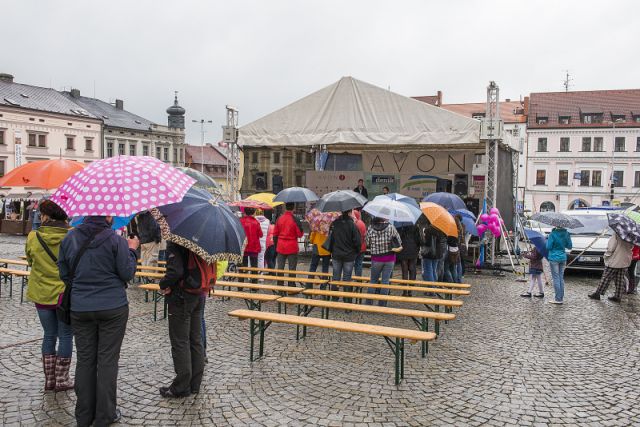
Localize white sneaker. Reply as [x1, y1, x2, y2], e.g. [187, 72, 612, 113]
[548, 300, 564, 305]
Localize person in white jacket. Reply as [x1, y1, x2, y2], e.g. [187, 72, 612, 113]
[255, 213, 271, 268]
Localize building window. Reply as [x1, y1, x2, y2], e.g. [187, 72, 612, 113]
[582, 113, 603, 124]
[634, 115, 640, 123]
[0, 130, 5, 145]
[273, 152, 281, 164]
[581, 137, 592, 152]
[251, 152, 258, 163]
[592, 171, 602, 187]
[0, 159, 4, 177]
[118, 143, 125, 155]
[612, 114, 625, 122]
[537, 138, 547, 152]
[295, 174, 303, 187]
[156, 146, 161, 159]
[85, 138, 93, 151]
[143, 145, 149, 156]
[173, 148, 178, 162]
[163, 147, 169, 161]
[295, 152, 302, 164]
[540, 201, 555, 212]
[66, 136, 75, 150]
[129, 144, 136, 156]
[179, 148, 183, 162]
[38, 134, 46, 147]
[593, 137, 603, 152]
[613, 171, 624, 187]
[636, 137, 640, 152]
[306, 152, 313, 164]
[635, 171, 640, 187]
[106, 142, 114, 157]
[558, 170, 568, 186]
[536, 116, 548, 125]
[559, 116, 571, 125]
[559, 138, 570, 152]
[535, 170, 546, 185]
[614, 137, 626, 152]
[580, 170, 590, 187]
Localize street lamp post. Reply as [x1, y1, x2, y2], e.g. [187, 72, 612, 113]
[607, 118, 624, 202]
[192, 119, 213, 173]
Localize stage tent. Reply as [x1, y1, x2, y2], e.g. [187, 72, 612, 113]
[238, 76, 480, 147]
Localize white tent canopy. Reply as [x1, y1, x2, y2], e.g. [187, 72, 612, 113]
[239, 76, 480, 147]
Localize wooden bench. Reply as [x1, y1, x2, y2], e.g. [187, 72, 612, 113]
[351, 275, 471, 289]
[228, 309, 435, 385]
[329, 280, 470, 299]
[216, 280, 304, 313]
[0, 267, 30, 301]
[238, 266, 333, 278]
[223, 272, 328, 288]
[138, 284, 166, 321]
[210, 289, 280, 310]
[137, 265, 167, 272]
[277, 296, 454, 357]
[0, 258, 29, 268]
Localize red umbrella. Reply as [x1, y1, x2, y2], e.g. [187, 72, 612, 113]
[228, 199, 273, 210]
[0, 158, 85, 190]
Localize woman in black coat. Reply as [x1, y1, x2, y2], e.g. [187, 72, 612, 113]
[396, 224, 420, 293]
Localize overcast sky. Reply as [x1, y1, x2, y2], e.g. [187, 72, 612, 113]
[3, 0, 639, 144]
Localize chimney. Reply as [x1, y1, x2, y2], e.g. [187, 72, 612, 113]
[115, 99, 124, 110]
[505, 98, 511, 102]
[437, 90, 443, 107]
[523, 96, 530, 116]
[0, 73, 14, 83]
[70, 88, 81, 98]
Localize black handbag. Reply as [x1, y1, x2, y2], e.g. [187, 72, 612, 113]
[56, 231, 98, 325]
[321, 225, 334, 253]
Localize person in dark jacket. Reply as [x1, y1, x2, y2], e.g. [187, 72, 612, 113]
[135, 210, 161, 266]
[58, 216, 139, 427]
[327, 210, 361, 299]
[521, 247, 544, 298]
[420, 222, 443, 282]
[158, 242, 211, 398]
[353, 179, 369, 199]
[397, 224, 420, 295]
[443, 236, 461, 283]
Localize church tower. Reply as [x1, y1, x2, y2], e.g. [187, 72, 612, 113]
[166, 91, 186, 129]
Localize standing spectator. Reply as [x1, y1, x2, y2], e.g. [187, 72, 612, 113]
[326, 210, 361, 300]
[443, 236, 461, 283]
[628, 245, 640, 294]
[273, 203, 304, 285]
[25, 200, 72, 392]
[397, 224, 420, 295]
[58, 216, 139, 426]
[365, 217, 402, 306]
[454, 214, 467, 281]
[240, 208, 263, 271]
[352, 209, 367, 277]
[589, 233, 633, 303]
[520, 246, 544, 298]
[435, 230, 448, 282]
[264, 223, 276, 269]
[353, 179, 369, 199]
[158, 242, 215, 398]
[546, 226, 572, 304]
[308, 229, 331, 276]
[419, 222, 443, 282]
[136, 210, 161, 266]
[382, 186, 390, 195]
[255, 211, 271, 269]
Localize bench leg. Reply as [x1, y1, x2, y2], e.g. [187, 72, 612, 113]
[163, 297, 168, 319]
[421, 319, 429, 358]
[385, 336, 405, 385]
[250, 318, 255, 361]
[395, 337, 401, 385]
[8, 275, 13, 298]
[401, 339, 405, 380]
[435, 320, 440, 336]
[259, 319, 265, 358]
[249, 319, 267, 361]
[20, 277, 27, 304]
[153, 291, 158, 321]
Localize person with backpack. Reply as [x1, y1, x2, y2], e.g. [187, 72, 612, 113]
[24, 200, 72, 393]
[443, 236, 461, 283]
[420, 221, 443, 282]
[58, 216, 139, 426]
[158, 242, 216, 398]
[273, 202, 304, 285]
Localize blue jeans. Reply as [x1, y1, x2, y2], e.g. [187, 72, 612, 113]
[354, 252, 365, 277]
[37, 307, 73, 357]
[549, 261, 566, 302]
[367, 261, 394, 306]
[457, 258, 464, 280]
[309, 254, 331, 274]
[437, 255, 446, 281]
[421, 258, 438, 282]
[331, 259, 355, 300]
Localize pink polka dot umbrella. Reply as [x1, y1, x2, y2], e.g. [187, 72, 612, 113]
[50, 156, 196, 217]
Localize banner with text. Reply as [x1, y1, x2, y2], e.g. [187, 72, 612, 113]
[362, 150, 474, 176]
[306, 171, 364, 197]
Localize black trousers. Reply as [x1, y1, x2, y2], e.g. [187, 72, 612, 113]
[400, 258, 417, 281]
[240, 255, 259, 283]
[167, 291, 205, 395]
[72, 305, 129, 427]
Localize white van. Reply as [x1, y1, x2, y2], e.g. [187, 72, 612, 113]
[562, 207, 625, 271]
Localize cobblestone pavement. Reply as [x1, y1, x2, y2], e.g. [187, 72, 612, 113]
[1, 234, 640, 426]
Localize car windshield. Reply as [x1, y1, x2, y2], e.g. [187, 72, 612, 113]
[566, 214, 612, 236]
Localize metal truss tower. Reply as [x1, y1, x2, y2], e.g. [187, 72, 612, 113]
[223, 105, 240, 201]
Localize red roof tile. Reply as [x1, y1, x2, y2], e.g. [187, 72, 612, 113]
[185, 143, 227, 166]
[440, 101, 527, 124]
[528, 89, 640, 129]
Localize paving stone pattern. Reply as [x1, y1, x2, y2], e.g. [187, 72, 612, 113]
[1, 234, 640, 426]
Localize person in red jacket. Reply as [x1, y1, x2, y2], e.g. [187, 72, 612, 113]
[352, 209, 367, 277]
[239, 208, 263, 272]
[628, 245, 640, 294]
[273, 203, 304, 285]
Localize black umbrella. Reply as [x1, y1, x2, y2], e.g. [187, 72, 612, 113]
[150, 187, 245, 264]
[316, 190, 366, 213]
[608, 213, 640, 245]
[175, 167, 221, 191]
[273, 187, 319, 203]
[531, 212, 583, 229]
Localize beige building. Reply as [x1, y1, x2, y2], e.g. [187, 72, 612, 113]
[0, 73, 102, 178]
[241, 147, 315, 197]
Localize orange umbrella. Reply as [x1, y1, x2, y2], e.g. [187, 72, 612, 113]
[0, 159, 85, 190]
[420, 202, 458, 237]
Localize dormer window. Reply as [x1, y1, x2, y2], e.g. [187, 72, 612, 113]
[581, 113, 603, 124]
[559, 116, 571, 125]
[611, 114, 625, 122]
[536, 116, 548, 125]
[471, 112, 485, 120]
[633, 115, 640, 123]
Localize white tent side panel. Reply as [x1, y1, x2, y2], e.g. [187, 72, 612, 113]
[238, 76, 480, 147]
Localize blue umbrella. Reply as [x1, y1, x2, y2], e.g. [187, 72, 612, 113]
[151, 187, 245, 264]
[524, 228, 548, 258]
[71, 214, 135, 230]
[423, 192, 467, 211]
[373, 193, 420, 209]
[449, 209, 478, 236]
[274, 187, 319, 203]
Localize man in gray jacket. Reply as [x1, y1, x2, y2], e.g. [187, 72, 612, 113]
[589, 233, 633, 302]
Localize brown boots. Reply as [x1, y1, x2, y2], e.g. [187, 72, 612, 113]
[42, 354, 74, 392]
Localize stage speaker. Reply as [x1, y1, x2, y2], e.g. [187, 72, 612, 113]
[454, 174, 468, 197]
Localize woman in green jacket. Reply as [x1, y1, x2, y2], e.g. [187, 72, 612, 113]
[25, 200, 72, 392]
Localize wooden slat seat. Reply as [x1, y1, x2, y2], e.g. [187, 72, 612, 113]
[351, 275, 471, 289]
[302, 289, 463, 308]
[329, 280, 470, 297]
[228, 309, 435, 385]
[135, 271, 165, 280]
[224, 272, 328, 285]
[238, 266, 333, 278]
[0, 258, 29, 267]
[0, 267, 30, 301]
[215, 281, 304, 295]
[211, 289, 279, 310]
[137, 265, 166, 272]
